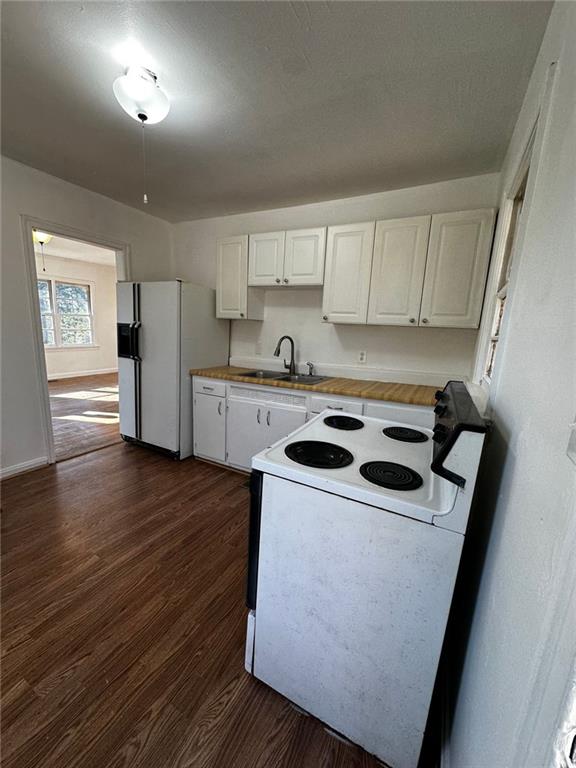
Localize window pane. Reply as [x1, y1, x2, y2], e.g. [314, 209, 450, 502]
[37, 280, 52, 314]
[60, 315, 91, 331]
[61, 330, 93, 345]
[41, 314, 54, 330]
[42, 329, 55, 345]
[56, 283, 90, 314]
[486, 340, 498, 378]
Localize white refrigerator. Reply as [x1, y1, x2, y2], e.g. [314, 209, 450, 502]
[117, 281, 229, 459]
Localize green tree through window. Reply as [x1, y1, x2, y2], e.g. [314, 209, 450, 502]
[37, 279, 94, 346]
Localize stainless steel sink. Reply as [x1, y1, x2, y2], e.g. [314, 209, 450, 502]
[277, 374, 330, 385]
[241, 370, 286, 379]
[241, 370, 329, 385]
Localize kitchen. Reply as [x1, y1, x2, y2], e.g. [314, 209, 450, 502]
[1, 3, 575, 768]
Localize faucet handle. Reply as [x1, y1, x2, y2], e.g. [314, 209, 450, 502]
[306, 361, 314, 376]
[283, 358, 290, 371]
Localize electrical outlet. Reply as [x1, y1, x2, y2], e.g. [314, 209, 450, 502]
[255, 341, 262, 356]
[358, 351, 367, 364]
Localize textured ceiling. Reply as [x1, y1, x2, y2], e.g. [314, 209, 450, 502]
[1, 1, 551, 222]
[36, 235, 117, 266]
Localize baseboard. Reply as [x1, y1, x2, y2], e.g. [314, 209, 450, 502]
[1, 456, 50, 480]
[47, 367, 118, 381]
[229, 356, 468, 387]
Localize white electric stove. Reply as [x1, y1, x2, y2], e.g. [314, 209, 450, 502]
[245, 381, 488, 768]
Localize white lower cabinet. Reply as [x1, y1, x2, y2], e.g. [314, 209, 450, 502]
[264, 402, 307, 445]
[193, 392, 226, 462]
[227, 397, 306, 470]
[226, 400, 268, 469]
[192, 377, 435, 471]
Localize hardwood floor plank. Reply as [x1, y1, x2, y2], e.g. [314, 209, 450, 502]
[1, 443, 381, 768]
[48, 373, 121, 462]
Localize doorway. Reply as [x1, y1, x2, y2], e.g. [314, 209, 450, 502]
[27, 223, 129, 462]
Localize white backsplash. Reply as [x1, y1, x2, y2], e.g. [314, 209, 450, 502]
[229, 287, 477, 386]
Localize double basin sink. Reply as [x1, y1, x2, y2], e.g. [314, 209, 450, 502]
[242, 370, 329, 385]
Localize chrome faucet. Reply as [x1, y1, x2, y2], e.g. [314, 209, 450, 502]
[274, 335, 296, 376]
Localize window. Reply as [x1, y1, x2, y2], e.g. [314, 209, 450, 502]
[483, 171, 527, 383]
[36, 279, 94, 347]
[37, 279, 55, 346]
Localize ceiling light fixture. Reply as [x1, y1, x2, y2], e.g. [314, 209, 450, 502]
[113, 66, 169, 125]
[33, 230, 53, 272]
[113, 66, 170, 205]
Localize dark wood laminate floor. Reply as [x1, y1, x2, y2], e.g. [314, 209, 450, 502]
[1, 445, 381, 768]
[49, 373, 121, 462]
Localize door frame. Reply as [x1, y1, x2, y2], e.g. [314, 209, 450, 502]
[20, 214, 131, 464]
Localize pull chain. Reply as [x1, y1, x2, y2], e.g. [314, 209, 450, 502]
[41, 242, 46, 272]
[139, 113, 149, 204]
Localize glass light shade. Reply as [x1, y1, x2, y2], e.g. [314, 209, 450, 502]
[32, 230, 53, 246]
[113, 66, 170, 125]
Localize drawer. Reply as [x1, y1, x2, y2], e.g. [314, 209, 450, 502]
[193, 378, 226, 397]
[363, 400, 433, 428]
[309, 395, 363, 414]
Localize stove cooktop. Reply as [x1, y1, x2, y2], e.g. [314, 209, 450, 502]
[254, 410, 457, 520]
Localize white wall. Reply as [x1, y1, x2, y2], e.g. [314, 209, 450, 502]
[1, 157, 173, 475]
[172, 174, 500, 385]
[449, 3, 576, 766]
[35, 254, 117, 379]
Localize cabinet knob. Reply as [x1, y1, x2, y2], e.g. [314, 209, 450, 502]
[283, 278, 289, 284]
[240, 312, 245, 318]
[322, 315, 328, 321]
[409, 318, 416, 324]
[422, 318, 429, 324]
[275, 278, 281, 284]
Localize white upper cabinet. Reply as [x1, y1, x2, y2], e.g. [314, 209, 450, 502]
[248, 228, 326, 286]
[284, 228, 326, 285]
[322, 222, 375, 324]
[248, 231, 286, 286]
[367, 216, 431, 326]
[217, 235, 263, 320]
[217, 235, 248, 317]
[419, 209, 496, 328]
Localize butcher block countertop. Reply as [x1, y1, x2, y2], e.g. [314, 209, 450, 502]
[190, 366, 438, 407]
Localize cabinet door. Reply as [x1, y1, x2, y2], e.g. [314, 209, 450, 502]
[248, 232, 285, 286]
[227, 399, 268, 469]
[419, 209, 496, 328]
[284, 228, 326, 286]
[322, 222, 375, 324]
[193, 393, 226, 462]
[367, 216, 431, 326]
[264, 404, 307, 446]
[216, 236, 248, 318]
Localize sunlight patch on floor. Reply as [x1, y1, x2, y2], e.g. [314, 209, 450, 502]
[55, 411, 119, 425]
[51, 390, 119, 402]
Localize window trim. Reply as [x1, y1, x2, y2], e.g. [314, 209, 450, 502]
[473, 118, 537, 391]
[37, 274, 99, 349]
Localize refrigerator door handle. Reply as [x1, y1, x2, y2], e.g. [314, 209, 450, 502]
[134, 357, 142, 440]
[129, 322, 142, 362]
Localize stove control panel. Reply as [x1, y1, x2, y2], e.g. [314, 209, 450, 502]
[431, 381, 488, 487]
